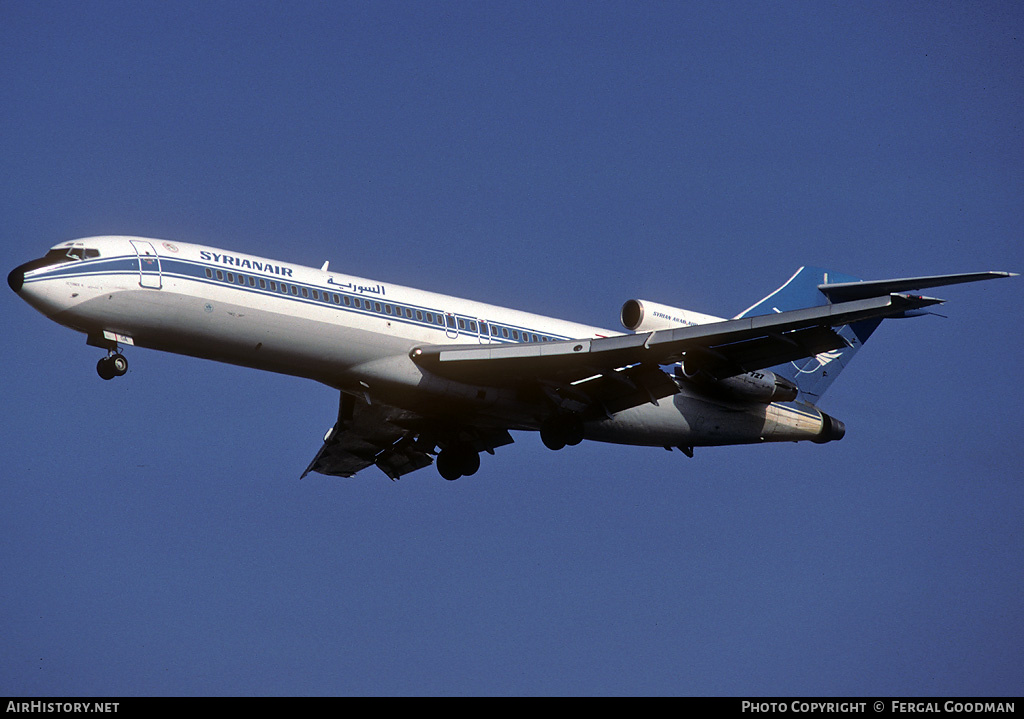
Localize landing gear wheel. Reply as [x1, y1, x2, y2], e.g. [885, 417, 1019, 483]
[563, 417, 584, 446]
[540, 415, 584, 450]
[436, 451, 463, 481]
[96, 357, 116, 380]
[110, 353, 128, 376]
[436, 445, 481, 481]
[540, 425, 566, 451]
[459, 448, 480, 477]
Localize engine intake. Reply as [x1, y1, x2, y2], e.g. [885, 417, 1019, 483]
[621, 299, 724, 332]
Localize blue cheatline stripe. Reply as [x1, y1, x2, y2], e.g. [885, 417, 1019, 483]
[25, 255, 574, 345]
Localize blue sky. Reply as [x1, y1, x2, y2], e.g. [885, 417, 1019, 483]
[2, 1, 1022, 696]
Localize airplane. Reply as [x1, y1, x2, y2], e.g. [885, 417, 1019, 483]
[8, 236, 1016, 481]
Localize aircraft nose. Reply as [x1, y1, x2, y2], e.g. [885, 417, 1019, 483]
[8, 264, 25, 293]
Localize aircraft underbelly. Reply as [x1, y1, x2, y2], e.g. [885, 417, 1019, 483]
[51, 287, 411, 384]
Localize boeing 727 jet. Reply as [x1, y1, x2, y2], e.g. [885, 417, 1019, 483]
[8, 236, 1015, 480]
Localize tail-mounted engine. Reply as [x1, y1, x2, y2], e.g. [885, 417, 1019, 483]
[621, 299, 799, 403]
[674, 364, 799, 403]
[620, 299, 724, 332]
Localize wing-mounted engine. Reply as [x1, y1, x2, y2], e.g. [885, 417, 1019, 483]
[620, 299, 724, 332]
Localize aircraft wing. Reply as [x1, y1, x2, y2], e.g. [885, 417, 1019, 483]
[302, 392, 516, 480]
[412, 292, 942, 386]
[302, 393, 434, 479]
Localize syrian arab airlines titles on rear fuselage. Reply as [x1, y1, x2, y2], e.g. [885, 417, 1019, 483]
[8, 235, 1015, 481]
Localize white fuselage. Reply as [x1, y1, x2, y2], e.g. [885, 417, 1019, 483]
[11, 236, 834, 448]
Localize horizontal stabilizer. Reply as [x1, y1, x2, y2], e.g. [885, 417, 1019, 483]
[819, 271, 1016, 302]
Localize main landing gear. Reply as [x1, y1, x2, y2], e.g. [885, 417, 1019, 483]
[435, 444, 481, 481]
[96, 353, 128, 380]
[539, 414, 585, 451]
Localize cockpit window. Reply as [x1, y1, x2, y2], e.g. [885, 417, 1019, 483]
[65, 247, 100, 260]
[20, 246, 100, 274]
[21, 246, 101, 273]
[44, 249, 74, 264]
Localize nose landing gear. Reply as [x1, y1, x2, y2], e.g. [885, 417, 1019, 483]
[96, 353, 128, 380]
[87, 331, 133, 381]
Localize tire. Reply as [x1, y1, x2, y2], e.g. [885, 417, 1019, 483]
[96, 357, 116, 380]
[564, 417, 585, 446]
[436, 451, 462, 481]
[111, 354, 128, 376]
[540, 422, 566, 451]
[541, 415, 585, 450]
[459, 449, 480, 477]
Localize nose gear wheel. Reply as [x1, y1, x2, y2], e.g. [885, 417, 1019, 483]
[96, 353, 128, 380]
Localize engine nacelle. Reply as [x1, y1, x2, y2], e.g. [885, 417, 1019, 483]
[621, 299, 724, 332]
[676, 365, 799, 403]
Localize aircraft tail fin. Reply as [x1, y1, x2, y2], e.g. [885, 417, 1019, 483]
[735, 267, 1016, 402]
[735, 267, 887, 403]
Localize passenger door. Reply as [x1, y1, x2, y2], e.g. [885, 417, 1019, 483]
[129, 240, 162, 289]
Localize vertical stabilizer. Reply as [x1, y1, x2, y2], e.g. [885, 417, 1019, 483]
[735, 267, 883, 403]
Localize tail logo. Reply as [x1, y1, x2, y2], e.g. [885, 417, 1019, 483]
[793, 349, 844, 374]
